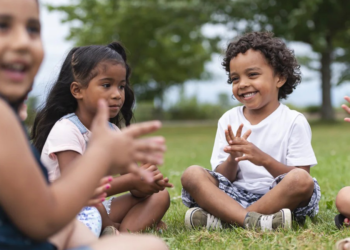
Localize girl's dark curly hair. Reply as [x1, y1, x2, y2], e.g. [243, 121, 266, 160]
[222, 32, 301, 100]
[31, 42, 135, 153]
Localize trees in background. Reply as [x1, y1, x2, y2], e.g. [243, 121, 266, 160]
[48, 0, 219, 104]
[214, 0, 350, 120]
[49, 0, 350, 120]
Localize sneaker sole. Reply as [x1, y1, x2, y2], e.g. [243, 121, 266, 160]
[185, 207, 202, 229]
[281, 208, 292, 230]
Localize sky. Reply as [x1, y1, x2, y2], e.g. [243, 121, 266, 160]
[32, 0, 350, 109]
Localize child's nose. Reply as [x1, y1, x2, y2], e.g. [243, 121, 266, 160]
[111, 89, 122, 99]
[239, 79, 250, 88]
[11, 26, 31, 51]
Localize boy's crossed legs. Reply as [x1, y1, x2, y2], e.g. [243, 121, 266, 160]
[181, 165, 318, 230]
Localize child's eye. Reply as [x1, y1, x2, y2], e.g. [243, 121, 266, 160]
[249, 73, 259, 77]
[119, 85, 125, 90]
[27, 25, 40, 35]
[230, 77, 239, 83]
[102, 83, 111, 88]
[0, 21, 9, 31]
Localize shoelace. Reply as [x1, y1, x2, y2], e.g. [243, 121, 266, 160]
[206, 214, 222, 230]
[260, 215, 274, 231]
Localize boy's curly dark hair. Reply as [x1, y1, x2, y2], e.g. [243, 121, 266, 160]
[222, 32, 301, 100]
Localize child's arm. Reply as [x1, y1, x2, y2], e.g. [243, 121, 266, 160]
[56, 150, 113, 206]
[105, 173, 137, 195]
[0, 99, 165, 241]
[215, 124, 251, 182]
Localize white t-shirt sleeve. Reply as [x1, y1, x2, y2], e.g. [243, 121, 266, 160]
[46, 120, 85, 158]
[286, 115, 317, 167]
[210, 118, 230, 171]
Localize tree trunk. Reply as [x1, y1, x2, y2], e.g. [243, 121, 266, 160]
[320, 36, 334, 120]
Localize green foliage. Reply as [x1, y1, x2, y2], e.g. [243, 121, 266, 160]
[133, 95, 230, 122]
[217, 92, 232, 109]
[212, 0, 350, 120]
[217, 0, 350, 53]
[133, 101, 162, 122]
[47, 0, 220, 101]
[167, 96, 226, 120]
[24, 96, 37, 128]
[304, 105, 321, 114]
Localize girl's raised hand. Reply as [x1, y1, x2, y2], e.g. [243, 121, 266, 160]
[342, 96, 350, 122]
[90, 99, 166, 175]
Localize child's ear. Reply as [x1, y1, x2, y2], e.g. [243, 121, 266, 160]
[70, 81, 84, 99]
[276, 75, 287, 88]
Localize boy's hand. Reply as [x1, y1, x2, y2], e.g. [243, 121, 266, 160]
[342, 96, 350, 123]
[224, 124, 251, 159]
[224, 137, 268, 166]
[224, 123, 268, 166]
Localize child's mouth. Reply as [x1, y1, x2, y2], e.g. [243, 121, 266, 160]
[1, 62, 29, 82]
[240, 91, 258, 100]
[109, 105, 121, 111]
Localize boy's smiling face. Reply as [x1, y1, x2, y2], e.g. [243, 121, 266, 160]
[229, 49, 286, 114]
[0, 0, 43, 102]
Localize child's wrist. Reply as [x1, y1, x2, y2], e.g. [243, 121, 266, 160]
[261, 154, 272, 168]
[227, 155, 238, 165]
[128, 173, 139, 190]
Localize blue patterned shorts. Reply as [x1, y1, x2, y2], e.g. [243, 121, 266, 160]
[77, 206, 102, 237]
[182, 169, 321, 221]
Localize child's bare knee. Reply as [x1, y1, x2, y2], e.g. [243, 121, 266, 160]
[157, 189, 170, 210]
[287, 168, 314, 195]
[336, 187, 350, 214]
[181, 165, 204, 191]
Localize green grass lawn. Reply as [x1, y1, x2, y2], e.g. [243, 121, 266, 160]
[149, 121, 350, 249]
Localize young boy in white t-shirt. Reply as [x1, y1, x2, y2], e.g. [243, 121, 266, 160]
[181, 32, 320, 231]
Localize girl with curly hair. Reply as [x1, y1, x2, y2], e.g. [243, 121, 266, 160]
[181, 32, 321, 231]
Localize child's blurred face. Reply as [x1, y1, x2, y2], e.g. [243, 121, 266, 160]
[79, 62, 126, 118]
[229, 49, 285, 113]
[0, 0, 43, 102]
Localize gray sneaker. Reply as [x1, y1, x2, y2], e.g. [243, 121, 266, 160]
[243, 208, 292, 231]
[185, 207, 223, 230]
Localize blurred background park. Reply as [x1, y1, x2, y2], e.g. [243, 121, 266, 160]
[28, 1, 350, 248]
[26, 0, 350, 128]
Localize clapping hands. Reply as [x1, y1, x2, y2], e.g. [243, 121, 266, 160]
[223, 124, 267, 166]
[131, 163, 173, 197]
